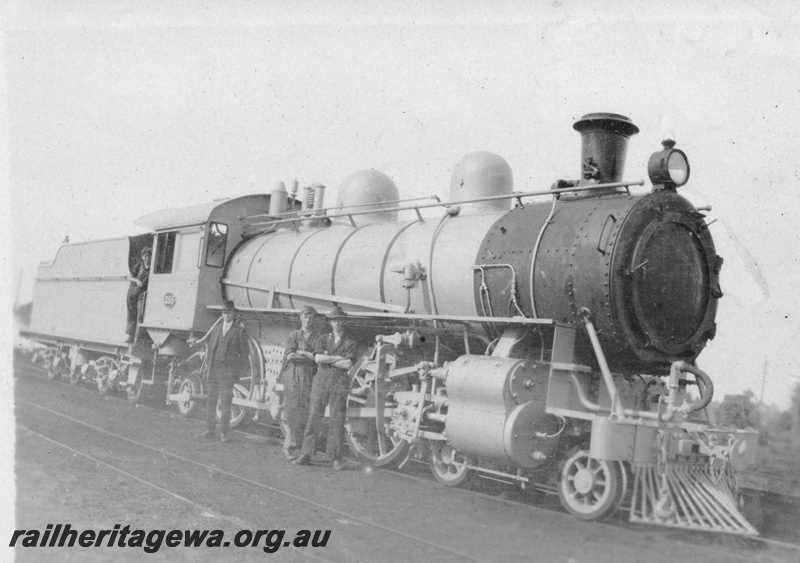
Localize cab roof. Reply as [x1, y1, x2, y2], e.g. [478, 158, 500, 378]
[133, 199, 229, 231]
[133, 195, 269, 231]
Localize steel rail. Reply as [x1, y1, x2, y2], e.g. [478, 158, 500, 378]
[14, 368, 604, 517]
[15, 361, 800, 507]
[17, 365, 565, 504]
[16, 363, 800, 552]
[17, 396, 487, 563]
[16, 361, 285, 435]
[17, 426, 336, 561]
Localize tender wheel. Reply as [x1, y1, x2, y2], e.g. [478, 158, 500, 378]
[177, 374, 202, 417]
[430, 442, 472, 486]
[68, 366, 83, 387]
[97, 375, 111, 395]
[95, 356, 117, 396]
[46, 350, 67, 381]
[558, 450, 621, 521]
[219, 383, 253, 429]
[45, 365, 59, 381]
[345, 357, 409, 468]
[126, 365, 144, 403]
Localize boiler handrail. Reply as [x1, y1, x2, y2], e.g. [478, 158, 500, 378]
[245, 180, 645, 229]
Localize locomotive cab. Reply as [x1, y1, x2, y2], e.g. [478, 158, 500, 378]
[134, 195, 274, 353]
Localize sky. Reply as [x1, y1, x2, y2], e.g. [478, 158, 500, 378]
[3, 1, 800, 413]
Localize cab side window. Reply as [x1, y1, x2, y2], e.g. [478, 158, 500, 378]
[155, 231, 177, 274]
[205, 222, 228, 268]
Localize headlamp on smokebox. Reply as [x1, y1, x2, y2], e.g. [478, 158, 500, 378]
[648, 139, 690, 189]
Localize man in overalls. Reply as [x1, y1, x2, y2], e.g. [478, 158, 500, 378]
[293, 306, 357, 470]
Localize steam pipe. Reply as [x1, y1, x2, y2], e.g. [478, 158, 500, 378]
[530, 195, 558, 318]
[579, 307, 622, 416]
[425, 412, 447, 423]
[567, 357, 717, 422]
[569, 373, 602, 412]
[663, 361, 714, 419]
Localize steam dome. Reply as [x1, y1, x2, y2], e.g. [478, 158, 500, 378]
[336, 169, 400, 223]
[448, 152, 513, 213]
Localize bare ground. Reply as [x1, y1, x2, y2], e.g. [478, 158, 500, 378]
[13, 372, 800, 563]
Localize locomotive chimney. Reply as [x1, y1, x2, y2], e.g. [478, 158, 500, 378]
[573, 113, 639, 186]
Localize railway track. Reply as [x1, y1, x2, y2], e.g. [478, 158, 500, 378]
[16, 358, 798, 505]
[16, 360, 559, 505]
[18, 362, 580, 561]
[13, 359, 800, 560]
[13, 361, 597, 514]
[18, 404, 485, 562]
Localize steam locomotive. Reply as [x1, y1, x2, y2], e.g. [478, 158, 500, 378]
[24, 113, 759, 535]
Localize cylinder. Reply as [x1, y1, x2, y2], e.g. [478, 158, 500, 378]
[573, 113, 639, 186]
[441, 355, 556, 467]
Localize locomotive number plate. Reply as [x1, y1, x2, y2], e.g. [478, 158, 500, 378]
[163, 293, 176, 309]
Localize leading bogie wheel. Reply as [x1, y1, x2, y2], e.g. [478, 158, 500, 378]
[557, 449, 621, 521]
[430, 441, 472, 486]
[177, 374, 202, 417]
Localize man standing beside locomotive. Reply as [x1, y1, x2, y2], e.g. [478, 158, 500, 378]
[188, 300, 250, 443]
[280, 305, 320, 460]
[293, 306, 357, 471]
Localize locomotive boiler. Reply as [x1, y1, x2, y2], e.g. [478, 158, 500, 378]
[226, 113, 719, 375]
[24, 112, 759, 535]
